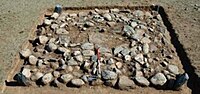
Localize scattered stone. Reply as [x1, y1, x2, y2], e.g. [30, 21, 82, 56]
[22, 67, 31, 78]
[143, 43, 149, 54]
[51, 12, 59, 19]
[67, 58, 78, 66]
[71, 79, 85, 87]
[38, 36, 49, 44]
[81, 43, 94, 50]
[75, 55, 84, 62]
[42, 73, 53, 84]
[124, 55, 131, 61]
[131, 21, 138, 28]
[134, 54, 144, 65]
[82, 50, 95, 57]
[123, 25, 135, 36]
[57, 47, 70, 53]
[60, 74, 73, 83]
[115, 62, 123, 69]
[47, 43, 57, 52]
[118, 76, 135, 90]
[167, 65, 179, 75]
[44, 19, 52, 25]
[103, 13, 112, 21]
[135, 77, 150, 86]
[20, 49, 32, 58]
[56, 28, 69, 35]
[28, 55, 38, 65]
[52, 71, 60, 78]
[85, 21, 95, 27]
[102, 70, 117, 80]
[114, 46, 124, 55]
[150, 73, 167, 86]
[34, 72, 44, 80]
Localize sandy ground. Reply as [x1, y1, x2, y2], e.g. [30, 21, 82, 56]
[0, 0, 200, 94]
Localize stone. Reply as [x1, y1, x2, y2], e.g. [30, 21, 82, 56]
[104, 79, 117, 87]
[71, 79, 85, 87]
[106, 22, 116, 27]
[135, 77, 150, 86]
[85, 21, 95, 27]
[66, 66, 73, 72]
[60, 74, 73, 83]
[51, 24, 59, 30]
[82, 50, 95, 57]
[149, 44, 158, 52]
[59, 35, 70, 46]
[131, 21, 138, 28]
[28, 55, 38, 65]
[123, 25, 135, 36]
[103, 13, 112, 21]
[73, 51, 81, 56]
[131, 29, 144, 41]
[34, 72, 44, 80]
[118, 76, 135, 90]
[107, 58, 115, 65]
[67, 58, 78, 66]
[131, 41, 136, 47]
[143, 43, 149, 54]
[114, 46, 124, 55]
[120, 48, 130, 56]
[134, 54, 144, 65]
[50, 62, 59, 69]
[141, 37, 151, 44]
[102, 70, 117, 80]
[44, 19, 52, 25]
[110, 8, 119, 13]
[20, 49, 32, 58]
[81, 43, 94, 50]
[22, 68, 31, 78]
[57, 47, 70, 53]
[42, 73, 53, 84]
[38, 36, 48, 44]
[133, 10, 144, 17]
[150, 73, 167, 86]
[167, 65, 179, 75]
[51, 12, 59, 19]
[78, 12, 88, 17]
[75, 55, 84, 62]
[52, 78, 64, 88]
[135, 70, 143, 77]
[124, 55, 131, 61]
[56, 28, 69, 35]
[47, 43, 57, 52]
[52, 71, 60, 78]
[91, 79, 104, 86]
[115, 62, 123, 69]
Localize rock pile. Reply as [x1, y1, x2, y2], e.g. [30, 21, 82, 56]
[17, 8, 183, 89]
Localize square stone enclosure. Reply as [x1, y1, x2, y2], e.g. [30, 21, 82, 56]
[11, 6, 184, 89]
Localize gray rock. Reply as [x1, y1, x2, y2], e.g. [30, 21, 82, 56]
[91, 79, 104, 86]
[73, 51, 81, 56]
[131, 21, 138, 28]
[22, 68, 31, 78]
[58, 35, 70, 46]
[123, 25, 135, 36]
[124, 55, 131, 61]
[120, 48, 130, 56]
[114, 46, 124, 55]
[44, 19, 52, 25]
[103, 13, 112, 21]
[81, 75, 88, 83]
[149, 44, 158, 52]
[52, 71, 60, 78]
[38, 36, 49, 44]
[106, 22, 116, 27]
[66, 66, 73, 72]
[47, 43, 57, 52]
[85, 21, 95, 27]
[51, 12, 59, 19]
[102, 70, 117, 80]
[131, 29, 144, 41]
[50, 62, 59, 69]
[143, 43, 149, 54]
[133, 10, 144, 17]
[71, 79, 85, 87]
[42, 73, 53, 84]
[74, 55, 84, 62]
[150, 73, 167, 86]
[51, 24, 59, 30]
[28, 55, 38, 65]
[135, 70, 143, 77]
[118, 76, 135, 90]
[60, 74, 73, 83]
[130, 41, 136, 47]
[57, 47, 70, 53]
[67, 58, 78, 66]
[82, 50, 95, 57]
[107, 58, 115, 64]
[167, 65, 179, 75]
[104, 79, 118, 87]
[81, 43, 94, 50]
[134, 54, 144, 65]
[135, 77, 150, 86]
[20, 49, 32, 58]
[56, 28, 69, 35]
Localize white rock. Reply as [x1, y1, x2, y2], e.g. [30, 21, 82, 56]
[28, 55, 38, 65]
[116, 62, 123, 69]
[73, 51, 81, 56]
[22, 68, 31, 78]
[20, 49, 32, 58]
[56, 28, 69, 35]
[143, 43, 149, 54]
[42, 73, 53, 84]
[150, 73, 167, 86]
[102, 70, 117, 80]
[52, 71, 60, 78]
[110, 8, 119, 13]
[47, 43, 57, 52]
[124, 55, 131, 61]
[35, 72, 44, 80]
[141, 37, 151, 44]
[131, 21, 138, 28]
[60, 74, 73, 83]
[75, 55, 84, 62]
[44, 19, 52, 25]
[58, 47, 70, 53]
[81, 43, 94, 50]
[167, 65, 179, 75]
[71, 79, 85, 87]
[82, 50, 95, 57]
[103, 13, 112, 21]
[135, 77, 150, 86]
[51, 12, 59, 19]
[85, 21, 95, 27]
[134, 54, 144, 65]
[39, 36, 48, 44]
[67, 58, 78, 66]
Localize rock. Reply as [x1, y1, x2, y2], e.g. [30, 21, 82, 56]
[150, 73, 167, 86]
[115, 62, 123, 69]
[102, 70, 117, 80]
[81, 43, 94, 50]
[69, 13, 77, 17]
[56, 28, 69, 35]
[74, 55, 84, 62]
[57, 47, 70, 53]
[51, 24, 59, 30]
[73, 51, 81, 56]
[131, 29, 144, 41]
[60, 74, 73, 83]
[28, 55, 38, 65]
[58, 35, 70, 46]
[38, 36, 49, 44]
[22, 68, 31, 78]
[134, 70, 143, 77]
[71, 79, 85, 87]
[52, 71, 60, 78]
[135, 77, 150, 86]
[85, 21, 95, 27]
[44, 19, 52, 25]
[133, 10, 144, 17]
[124, 55, 131, 61]
[143, 43, 149, 54]
[114, 46, 124, 55]
[66, 66, 73, 72]
[117, 76, 135, 90]
[52, 78, 64, 88]
[134, 54, 144, 65]
[82, 50, 95, 57]
[141, 37, 151, 44]
[50, 62, 59, 70]
[103, 13, 112, 21]
[167, 65, 179, 75]
[104, 79, 117, 87]
[130, 41, 136, 47]
[51, 12, 59, 19]
[120, 48, 130, 56]
[107, 58, 115, 65]
[91, 79, 104, 86]
[67, 58, 78, 66]
[20, 49, 32, 58]
[78, 12, 88, 17]
[123, 25, 135, 36]
[149, 44, 158, 52]
[106, 22, 116, 27]
[161, 61, 168, 67]
[47, 43, 57, 52]
[42, 73, 53, 84]
[110, 8, 119, 13]
[131, 21, 138, 28]
[31, 72, 43, 81]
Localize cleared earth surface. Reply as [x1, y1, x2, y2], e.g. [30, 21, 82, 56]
[0, 0, 200, 94]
